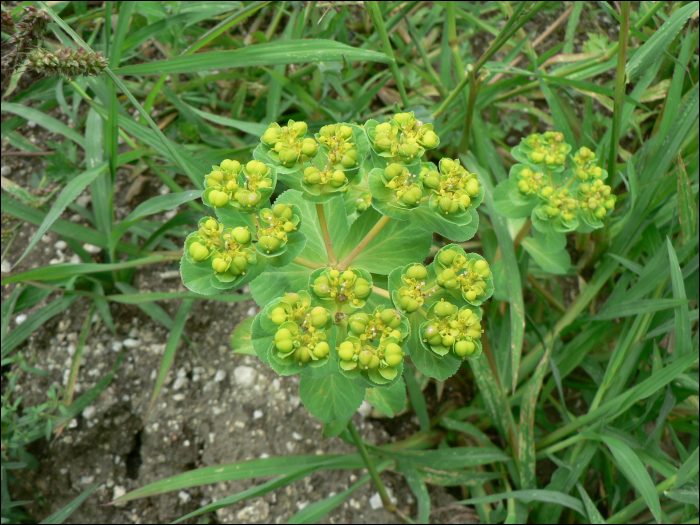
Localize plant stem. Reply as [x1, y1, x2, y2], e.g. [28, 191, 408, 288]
[459, 67, 480, 152]
[608, 1, 630, 185]
[315, 203, 337, 266]
[364, 1, 409, 108]
[338, 215, 391, 270]
[347, 421, 396, 512]
[372, 286, 391, 299]
[292, 256, 323, 270]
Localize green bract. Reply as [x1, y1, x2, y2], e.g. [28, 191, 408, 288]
[183, 114, 493, 423]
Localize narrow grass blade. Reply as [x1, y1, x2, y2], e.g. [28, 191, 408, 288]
[109, 190, 202, 249]
[143, 298, 194, 423]
[518, 345, 551, 489]
[676, 446, 700, 487]
[182, 1, 270, 55]
[399, 459, 430, 524]
[380, 447, 511, 469]
[112, 454, 363, 504]
[286, 464, 389, 524]
[626, 2, 698, 82]
[677, 154, 697, 245]
[115, 282, 178, 332]
[365, 1, 409, 107]
[2, 102, 85, 148]
[458, 489, 586, 517]
[1, 284, 23, 343]
[645, 83, 698, 182]
[39, 483, 100, 524]
[108, 292, 251, 304]
[595, 298, 689, 320]
[600, 434, 662, 523]
[2, 296, 79, 357]
[85, 107, 111, 235]
[115, 40, 391, 76]
[173, 469, 313, 524]
[576, 482, 605, 524]
[3, 254, 180, 284]
[11, 162, 108, 268]
[404, 368, 430, 433]
[109, 1, 134, 68]
[667, 238, 692, 358]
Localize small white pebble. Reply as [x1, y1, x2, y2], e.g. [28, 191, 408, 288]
[173, 393, 186, 402]
[82, 406, 97, 420]
[1, 261, 10, 274]
[82, 243, 101, 254]
[214, 370, 227, 382]
[369, 493, 383, 510]
[246, 306, 258, 317]
[172, 377, 188, 391]
[113, 485, 126, 502]
[15, 314, 27, 325]
[80, 476, 95, 485]
[27, 120, 36, 128]
[0, 166, 11, 176]
[233, 366, 257, 387]
[297, 501, 309, 510]
[259, 453, 270, 459]
[292, 432, 302, 441]
[178, 491, 192, 504]
[55, 240, 68, 250]
[112, 341, 123, 352]
[122, 338, 140, 349]
[253, 410, 263, 419]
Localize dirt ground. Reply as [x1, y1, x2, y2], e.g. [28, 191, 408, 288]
[1, 116, 476, 524]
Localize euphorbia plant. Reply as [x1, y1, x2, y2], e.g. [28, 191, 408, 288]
[180, 111, 493, 511]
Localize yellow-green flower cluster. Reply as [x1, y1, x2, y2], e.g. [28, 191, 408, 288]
[210, 226, 255, 277]
[186, 217, 224, 262]
[316, 124, 360, 169]
[311, 268, 371, 308]
[269, 293, 332, 365]
[368, 111, 439, 164]
[422, 300, 482, 359]
[261, 121, 318, 167]
[397, 264, 429, 313]
[425, 158, 480, 216]
[522, 131, 569, 168]
[578, 179, 616, 220]
[381, 163, 424, 208]
[571, 146, 605, 181]
[303, 166, 347, 189]
[515, 166, 547, 196]
[537, 186, 579, 222]
[434, 249, 492, 305]
[256, 203, 298, 254]
[337, 307, 407, 383]
[204, 159, 272, 211]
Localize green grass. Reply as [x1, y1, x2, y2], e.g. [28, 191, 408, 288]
[1, 1, 698, 523]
